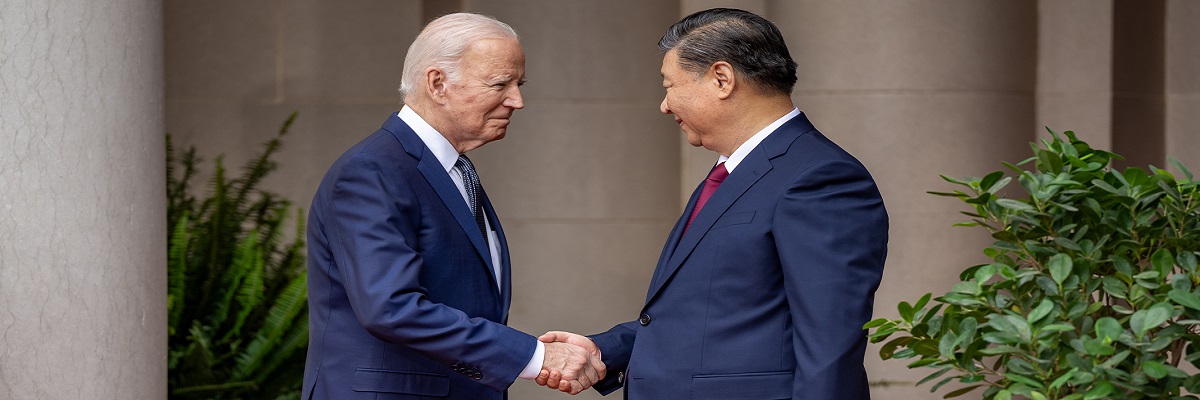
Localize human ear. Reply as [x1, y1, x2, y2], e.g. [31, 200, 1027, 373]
[710, 61, 735, 99]
[425, 67, 448, 104]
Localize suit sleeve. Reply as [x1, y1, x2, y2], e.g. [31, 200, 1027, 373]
[327, 154, 536, 391]
[776, 160, 887, 399]
[587, 320, 639, 395]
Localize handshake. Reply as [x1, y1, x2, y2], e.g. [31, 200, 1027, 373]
[535, 331, 606, 395]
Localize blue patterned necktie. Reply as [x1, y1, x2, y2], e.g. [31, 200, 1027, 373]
[455, 154, 488, 247]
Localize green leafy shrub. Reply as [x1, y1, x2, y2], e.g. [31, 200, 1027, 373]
[167, 112, 308, 400]
[867, 130, 1200, 399]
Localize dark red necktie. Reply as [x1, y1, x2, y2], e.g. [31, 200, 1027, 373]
[684, 162, 729, 233]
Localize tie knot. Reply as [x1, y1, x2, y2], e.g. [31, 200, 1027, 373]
[455, 154, 476, 173]
[707, 162, 729, 183]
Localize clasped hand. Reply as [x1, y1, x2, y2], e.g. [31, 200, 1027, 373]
[535, 331, 605, 395]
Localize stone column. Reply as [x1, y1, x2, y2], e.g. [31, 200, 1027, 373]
[460, 1, 681, 399]
[770, 1, 1037, 399]
[1112, 0, 1166, 169]
[0, 0, 165, 398]
[1036, 0, 1114, 145]
[1166, 0, 1200, 172]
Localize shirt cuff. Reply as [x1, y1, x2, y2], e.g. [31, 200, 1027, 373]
[518, 340, 546, 380]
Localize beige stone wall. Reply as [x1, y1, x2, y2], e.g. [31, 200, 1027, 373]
[1167, 0, 1200, 173]
[0, 0, 166, 397]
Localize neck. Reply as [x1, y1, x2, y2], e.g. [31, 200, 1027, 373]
[405, 98, 468, 153]
[714, 94, 795, 156]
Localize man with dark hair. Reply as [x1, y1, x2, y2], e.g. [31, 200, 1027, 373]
[538, 8, 888, 399]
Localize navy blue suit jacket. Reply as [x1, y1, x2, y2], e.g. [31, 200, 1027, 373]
[303, 114, 536, 400]
[591, 112, 888, 399]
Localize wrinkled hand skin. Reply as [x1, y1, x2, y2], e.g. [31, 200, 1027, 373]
[536, 331, 606, 395]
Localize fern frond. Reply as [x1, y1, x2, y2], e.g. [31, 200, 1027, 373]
[231, 273, 307, 381]
[168, 212, 191, 337]
[197, 157, 230, 319]
[233, 112, 297, 214]
[254, 313, 308, 384]
[209, 232, 259, 334]
[224, 247, 265, 343]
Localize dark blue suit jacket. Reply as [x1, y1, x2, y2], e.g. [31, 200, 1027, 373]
[591, 112, 888, 399]
[303, 114, 536, 400]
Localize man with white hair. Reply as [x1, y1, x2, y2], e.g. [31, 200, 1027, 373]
[303, 13, 604, 400]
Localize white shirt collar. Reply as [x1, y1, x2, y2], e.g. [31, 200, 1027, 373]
[719, 108, 801, 173]
[398, 105, 459, 173]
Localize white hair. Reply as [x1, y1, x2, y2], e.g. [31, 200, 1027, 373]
[398, 13, 519, 100]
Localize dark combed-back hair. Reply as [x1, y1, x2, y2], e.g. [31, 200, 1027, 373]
[659, 8, 798, 95]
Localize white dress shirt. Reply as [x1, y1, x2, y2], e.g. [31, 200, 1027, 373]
[718, 108, 801, 173]
[397, 106, 544, 380]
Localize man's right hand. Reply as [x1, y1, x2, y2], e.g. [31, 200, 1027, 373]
[537, 331, 605, 394]
[538, 335, 606, 395]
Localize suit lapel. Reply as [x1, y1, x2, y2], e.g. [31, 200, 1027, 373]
[645, 177, 703, 301]
[482, 192, 510, 321]
[382, 115, 496, 279]
[643, 152, 772, 304]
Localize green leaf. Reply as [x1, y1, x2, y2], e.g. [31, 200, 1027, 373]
[1113, 256, 1135, 276]
[1101, 277, 1128, 299]
[1083, 338, 1115, 356]
[980, 171, 1004, 192]
[1099, 350, 1130, 369]
[1169, 289, 1200, 311]
[1028, 299, 1054, 324]
[1039, 323, 1074, 333]
[1004, 372, 1044, 389]
[978, 345, 1023, 355]
[1007, 358, 1036, 375]
[996, 198, 1035, 212]
[863, 318, 890, 329]
[1143, 360, 1169, 379]
[916, 367, 953, 387]
[913, 293, 932, 315]
[907, 358, 943, 368]
[938, 332, 959, 359]
[1094, 317, 1122, 341]
[1092, 179, 1124, 195]
[899, 301, 915, 323]
[942, 385, 981, 398]
[1169, 156, 1194, 181]
[1179, 251, 1198, 274]
[1152, 248, 1176, 277]
[1048, 253, 1073, 285]
[975, 264, 997, 284]
[1049, 367, 1077, 390]
[1130, 310, 1150, 338]
[1084, 381, 1114, 400]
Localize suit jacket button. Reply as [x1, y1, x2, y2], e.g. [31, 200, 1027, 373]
[473, 372, 483, 380]
[638, 314, 651, 326]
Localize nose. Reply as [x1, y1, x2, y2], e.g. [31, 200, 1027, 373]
[504, 86, 524, 109]
[660, 97, 670, 114]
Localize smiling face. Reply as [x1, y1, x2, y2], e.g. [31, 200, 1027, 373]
[659, 49, 722, 152]
[440, 38, 526, 152]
